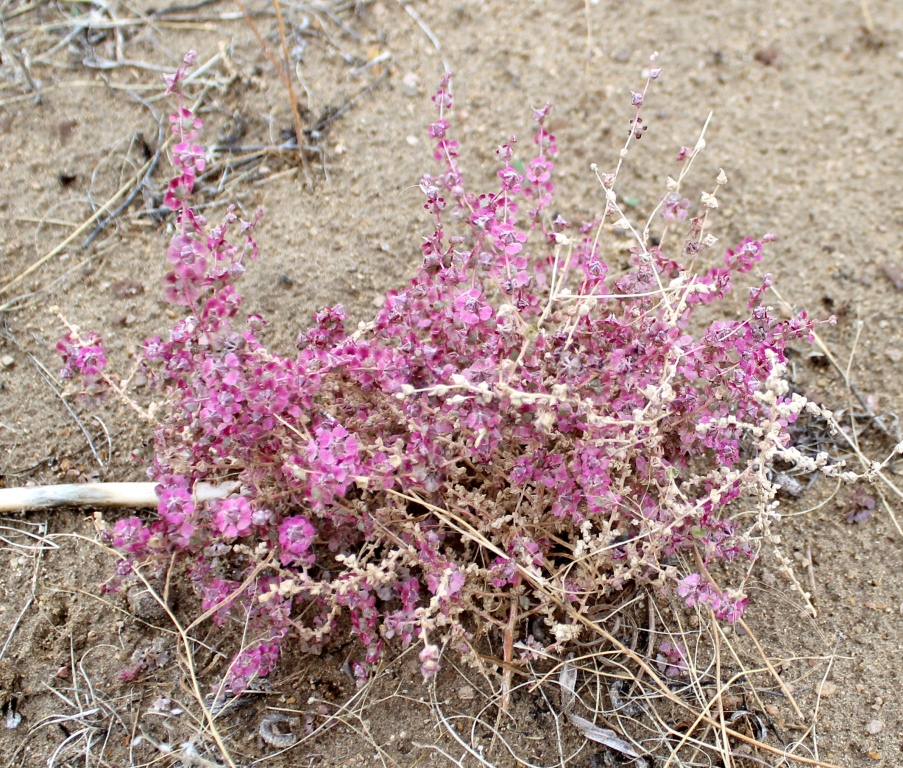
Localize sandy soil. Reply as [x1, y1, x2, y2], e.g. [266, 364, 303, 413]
[1, 0, 903, 765]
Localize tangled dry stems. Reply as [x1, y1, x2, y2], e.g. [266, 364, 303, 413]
[0, 515, 853, 768]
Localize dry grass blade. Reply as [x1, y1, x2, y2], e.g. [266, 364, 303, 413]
[860, 0, 876, 33]
[394, 0, 449, 74]
[0, 150, 163, 298]
[0, 518, 51, 662]
[559, 663, 644, 760]
[0, 79, 218, 300]
[272, 0, 311, 185]
[233, 0, 311, 185]
[63, 534, 238, 767]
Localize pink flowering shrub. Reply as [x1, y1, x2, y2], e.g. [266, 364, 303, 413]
[71, 53, 828, 693]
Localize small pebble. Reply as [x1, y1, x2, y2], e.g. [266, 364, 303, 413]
[817, 681, 838, 698]
[111, 279, 145, 299]
[866, 719, 884, 735]
[401, 71, 420, 97]
[56, 118, 78, 141]
[0, 355, 13, 368]
[880, 262, 903, 291]
[5, 708, 21, 729]
[127, 585, 167, 623]
[457, 685, 475, 701]
[754, 46, 779, 66]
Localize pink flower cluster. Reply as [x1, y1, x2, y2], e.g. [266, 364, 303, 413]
[72, 60, 819, 693]
[57, 331, 107, 379]
[655, 640, 687, 677]
[158, 52, 260, 308]
[676, 573, 748, 622]
[57, 331, 110, 403]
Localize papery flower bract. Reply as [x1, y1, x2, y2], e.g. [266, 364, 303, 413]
[655, 640, 687, 677]
[724, 237, 763, 273]
[676, 573, 703, 606]
[662, 193, 690, 222]
[453, 288, 493, 326]
[173, 141, 206, 174]
[714, 594, 749, 623]
[211, 497, 254, 540]
[157, 485, 194, 525]
[112, 518, 150, 555]
[162, 259, 206, 306]
[277, 515, 316, 566]
[57, 332, 107, 379]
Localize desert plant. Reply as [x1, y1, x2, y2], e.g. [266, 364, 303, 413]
[58, 52, 834, 700]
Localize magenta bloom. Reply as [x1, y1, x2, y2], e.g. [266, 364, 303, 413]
[173, 140, 206, 174]
[162, 258, 206, 305]
[453, 289, 493, 326]
[724, 237, 763, 273]
[112, 517, 151, 555]
[157, 486, 194, 525]
[212, 497, 254, 540]
[57, 332, 107, 379]
[656, 640, 687, 677]
[662, 193, 690, 222]
[225, 641, 281, 693]
[86, 63, 814, 693]
[713, 594, 749, 623]
[166, 233, 207, 266]
[676, 573, 703, 606]
[525, 157, 552, 184]
[278, 515, 316, 566]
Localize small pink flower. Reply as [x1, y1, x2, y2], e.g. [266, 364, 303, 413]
[525, 157, 552, 184]
[162, 258, 206, 305]
[714, 593, 748, 623]
[57, 332, 107, 379]
[166, 233, 206, 266]
[158, 487, 194, 525]
[278, 515, 316, 566]
[724, 237, 764, 273]
[677, 573, 703, 606]
[212, 497, 253, 540]
[661, 193, 690, 222]
[453, 289, 493, 326]
[112, 518, 150, 554]
[656, 641, 687, 677]
[173, 141, 206, 174]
